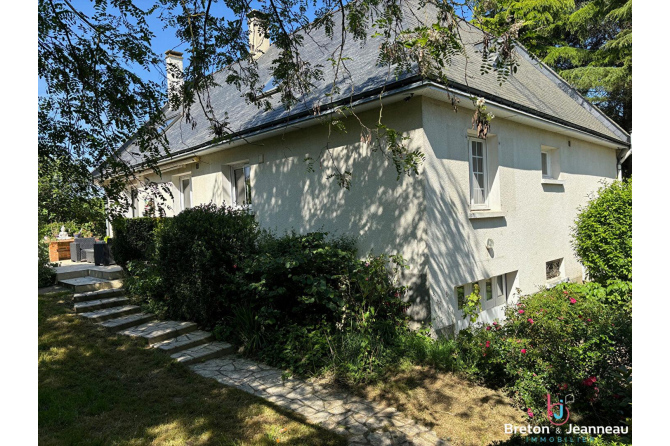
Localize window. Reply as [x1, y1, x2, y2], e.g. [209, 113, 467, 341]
[231, 164, 251, 206]
[456, 274, 510, 313]
[180, 176, 192, 210]
[541, 152, 550, 178]
[469, 137, 489, 209]
[484, 279, 493, 302]
[456, 286, 465, 310]
[130, 189, 139, 218]
[546, 259, 563, 281]
[540, 146, 561, 181]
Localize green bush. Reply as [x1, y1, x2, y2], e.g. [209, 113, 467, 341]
[456, 282, 632, 426]
[111, 217, 161, 268]
[151, 204, 259, 329]
[215, 231, 418, 383]
[572, 179, 632, 284]
[39, 221, 101, 239]
[38, 240, 56, 288]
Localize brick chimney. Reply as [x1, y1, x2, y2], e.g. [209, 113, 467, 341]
[164, 50, 183, 109]
[248, 11, 269, 59]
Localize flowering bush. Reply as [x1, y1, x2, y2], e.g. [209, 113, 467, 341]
[456, 282, 631, 426]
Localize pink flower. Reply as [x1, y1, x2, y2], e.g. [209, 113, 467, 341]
[483, 353, 487, 357]
[485, 341, 491, 348]
[493, 321, 498, 326]
[394, 292, 400, 297]
[233, 264, 237, 269]
[587, 318, 592, 322]
[486, 326, 491, 331]
[559, 383, 568, 391]
[521, 349, 527, 354]
[563, 291, 569, 295]
[582, 376, 597, 387]
[528, 318, 534, 324]
[569, 298, 576, 304]
[365, 262, 370, 267]
[527, 409, 534, 418]
[518, 309, 525, 314]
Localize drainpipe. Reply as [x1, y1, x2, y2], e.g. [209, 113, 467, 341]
[617, 147, 632, 180]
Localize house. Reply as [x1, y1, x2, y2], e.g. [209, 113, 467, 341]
[106, 3, 631, 336]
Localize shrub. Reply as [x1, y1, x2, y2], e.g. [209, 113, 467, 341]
[215, 231, 417, 383]
[151, 204, 259, 329]
[39, 221, 100, 239]
[572, 179, 632, 284]
[38, 240, 56, 288]
[456, 282, 632, 426]
[111, 217, 161, 268]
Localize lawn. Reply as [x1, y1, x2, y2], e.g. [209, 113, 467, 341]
[315, 366, 526, 446]
[38, 290, 346, 445]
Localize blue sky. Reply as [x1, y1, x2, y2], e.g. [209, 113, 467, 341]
[38, 1, 473, 98]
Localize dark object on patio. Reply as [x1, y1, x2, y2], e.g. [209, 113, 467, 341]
[94, 242, 113, 266]
[69, 237, 95, 262]
[83, 249, 95, 263]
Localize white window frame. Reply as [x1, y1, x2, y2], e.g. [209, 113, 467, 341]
[541, 151, 551, 179]
[468, 137, 489, 210]
[130, 189, 139, 218]
[178, 175, 193, 211]
[456, 274, 509, 313]
[230, 163, 252, 208]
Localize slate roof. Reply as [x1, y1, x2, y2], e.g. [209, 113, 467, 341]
[115, 1, 630, 169]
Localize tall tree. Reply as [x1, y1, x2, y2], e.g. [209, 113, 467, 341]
[473, 0, 632, 131]
[38, 0, 521, 218]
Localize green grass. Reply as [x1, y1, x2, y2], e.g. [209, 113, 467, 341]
[38, 290, 346, 445]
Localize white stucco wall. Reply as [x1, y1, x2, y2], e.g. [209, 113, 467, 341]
[117, 94, 619, 334]
[420, 96, 618, 335]
[125, 100, 432, 320]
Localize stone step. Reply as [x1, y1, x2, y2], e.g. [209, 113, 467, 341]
[74, 296, 129, 313]
[170, 341, 234, 365]
[55, 265, 124, 282]
[99, 313, 155, 330]
[73, 288, 126, 302]
[59, 277, 124, 293]
[78, 305, 141, 322]
[151, 330, 213, 354]
[119, 320, 198, 345]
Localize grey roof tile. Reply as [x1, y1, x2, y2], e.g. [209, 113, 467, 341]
[116, 1, 629, 168]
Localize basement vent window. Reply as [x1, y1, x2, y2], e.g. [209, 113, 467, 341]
[546, 259, 563, 281]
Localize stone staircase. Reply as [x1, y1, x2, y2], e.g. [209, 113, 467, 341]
[69, 280, 233, 365]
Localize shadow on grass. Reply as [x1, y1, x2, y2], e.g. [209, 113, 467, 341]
[38, 291, 346, 445]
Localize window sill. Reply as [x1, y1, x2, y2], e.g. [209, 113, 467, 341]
[541, 178, 565, 186]
[468, 210, 505, 220]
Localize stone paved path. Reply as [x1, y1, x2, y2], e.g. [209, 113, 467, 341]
[191, 356, 447, 445]
[65, 281, 447, 445]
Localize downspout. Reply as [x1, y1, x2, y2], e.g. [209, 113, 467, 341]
[617, 147, 632, 180]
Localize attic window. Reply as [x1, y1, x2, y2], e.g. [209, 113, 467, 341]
[256, 77, 278, 99]
[157, 115, 179, 134]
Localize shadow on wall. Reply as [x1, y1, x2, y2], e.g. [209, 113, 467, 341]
[251, 100, 433, 322]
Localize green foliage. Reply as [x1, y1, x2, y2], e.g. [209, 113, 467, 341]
[220, 231, 416, 383]
[39, 221, 102, 239]
[111, 217, 161, 268]
[455, 282, 632, 426]
[462, 283, 483, 323]
[572, 179, 632, 284]
[38, 241, 56, 288]
[474, 0, 632, 131]
[152, 204, 259, 329]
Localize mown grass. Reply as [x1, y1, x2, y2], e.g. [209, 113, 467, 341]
[314, 364, 526, 446]
[38, 290, 346, 445]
